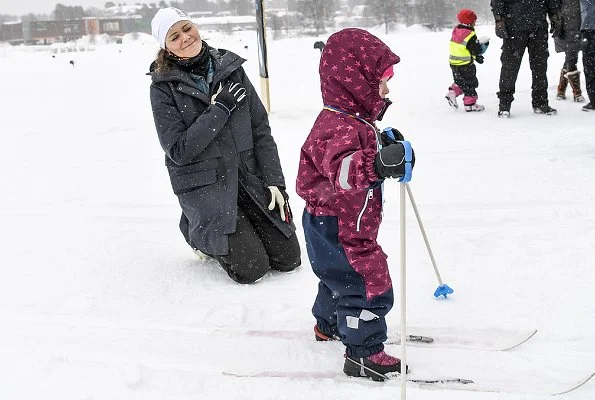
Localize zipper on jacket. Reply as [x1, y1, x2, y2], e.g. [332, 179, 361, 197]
[356, 189, 374, 232]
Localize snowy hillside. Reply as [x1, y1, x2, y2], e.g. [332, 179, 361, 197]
[0, 25, 594, 399]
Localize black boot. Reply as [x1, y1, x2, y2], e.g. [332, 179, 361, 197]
[344, 351, 409, 382]
[533, 104, 558, 115]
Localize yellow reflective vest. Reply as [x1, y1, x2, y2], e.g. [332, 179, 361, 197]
[449, 30, 475, 66]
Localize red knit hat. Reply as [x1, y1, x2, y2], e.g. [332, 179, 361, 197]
[457, 9, 477, 25]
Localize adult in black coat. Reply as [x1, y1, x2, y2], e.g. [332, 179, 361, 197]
[491, 0, 562, 116]
[580, 0, 595, 110]
[149, 8, 300, 283]
[553, 0, 585, 101]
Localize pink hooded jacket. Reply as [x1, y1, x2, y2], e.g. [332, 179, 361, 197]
[296, 28, 400, 300]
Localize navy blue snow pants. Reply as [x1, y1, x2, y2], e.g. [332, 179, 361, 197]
[302, 210, 393, 358]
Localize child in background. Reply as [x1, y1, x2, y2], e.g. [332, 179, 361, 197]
[296, 28, 415, 381]
[445, 8, 489, 112]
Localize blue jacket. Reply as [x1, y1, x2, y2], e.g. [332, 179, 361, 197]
[580, 0, 595, 30]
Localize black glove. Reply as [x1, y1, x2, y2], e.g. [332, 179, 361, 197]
[495, 20, 509, 39]
[549, 13, 563, 38]
[476, 55, 484, 64]
[212, 81, 247, 115]
[379, 127, 405, 147]
[374, 143, 415, 179]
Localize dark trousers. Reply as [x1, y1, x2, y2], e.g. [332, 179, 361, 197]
[497, 28, 550, 109]
[303, 211, 393, 358]
[450, 63, 478, 97]
[212, 187, 301, 284]
[563, 50, 580, 71]
[582, 30, 595, 104]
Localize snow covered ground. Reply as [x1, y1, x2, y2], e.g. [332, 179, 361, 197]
[1, 25, 594, 399]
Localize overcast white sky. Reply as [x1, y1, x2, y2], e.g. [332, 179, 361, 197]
[1, 0, 150, 16]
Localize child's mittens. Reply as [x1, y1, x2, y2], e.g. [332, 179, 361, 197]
[380, 127, 405, 147]
[476, 55, 485, 64]
[374, 143, 415, 179]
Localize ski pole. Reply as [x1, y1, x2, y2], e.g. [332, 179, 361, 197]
[394, 141, 413, 399]
[405, 183, 453, 298]
[399, 182, 407, 399]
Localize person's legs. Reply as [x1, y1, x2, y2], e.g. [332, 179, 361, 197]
[213, 206, 270, 284]
[497, 35, 528, 111]
[303, 210, 393, 358]
[564, 49, 580, 72]
[557, 63, 569, 99]
[312, 280, 340, 339]
[527, 28, 550, 108]
[238, 187, 301, 272]
[454, 63, 484, 111]
[445, 74, 463, 109]
[581, 31, 595, 106]
[454, 63, 479, 100]
[564, 50, 583, 101]
[302, 211, 349, 341]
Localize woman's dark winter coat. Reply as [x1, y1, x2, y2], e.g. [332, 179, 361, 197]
[149, 47, 295, 256]
[554, 0, 583, 52]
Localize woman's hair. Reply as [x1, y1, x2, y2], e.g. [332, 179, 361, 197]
[154, 49, 176, 73]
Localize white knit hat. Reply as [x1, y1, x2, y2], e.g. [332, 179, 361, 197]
[151, 8, 192, 49]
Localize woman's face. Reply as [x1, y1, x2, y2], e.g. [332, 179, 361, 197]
[165, 20, 202, 58]
[379, 77, 390, 98]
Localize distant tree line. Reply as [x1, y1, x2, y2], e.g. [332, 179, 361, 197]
[3, 0, 495, 35]
[365, 0, 494, 33]
[3, 1, 256, 21]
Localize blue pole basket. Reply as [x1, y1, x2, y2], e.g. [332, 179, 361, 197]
[434, 284, 454, 299]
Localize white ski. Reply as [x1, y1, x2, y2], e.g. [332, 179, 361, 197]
[238, 328, 538, 351]
[222, 369, 595, 396]
[222, 370, 473, 386]
[386, 329, 539, 351]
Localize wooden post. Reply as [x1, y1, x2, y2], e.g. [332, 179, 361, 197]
[254, 0, 271, 113]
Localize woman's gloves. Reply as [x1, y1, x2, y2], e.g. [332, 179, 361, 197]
[211, 81, 247, 115]
[267, 186, 293, 223]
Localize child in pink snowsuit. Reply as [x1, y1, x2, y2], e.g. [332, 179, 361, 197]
[445, 8, 488, 112]
[296, 28, 414, 381]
